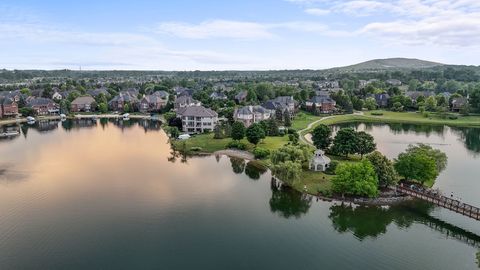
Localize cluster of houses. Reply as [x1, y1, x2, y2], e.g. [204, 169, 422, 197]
[367, 90, 468, 111]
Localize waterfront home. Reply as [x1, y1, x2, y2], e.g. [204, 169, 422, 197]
[176, 105, 218, 134]
[139, 93, 168, 113]
[234, 91, 248, 104]
[369, 93, 390, 108]
[309, 150, 331, 172]
[451, 97, 468, 112]
[71, 96, 96, 112]
[108, 91, 139, 112]
[210, 92, 228, 100]
[233, 105, 271, 127]
[174, 95, 201, 111]
[305, 96, 336, 114]
[0, 97, 19, 118]
[27, 97, 59, 115]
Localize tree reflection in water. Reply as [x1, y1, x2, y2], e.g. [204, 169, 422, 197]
[230, 157, 246, 174]
[244, 161, 267, 180]
[269, 178, 312, 219]
[451, 127, 480, 155]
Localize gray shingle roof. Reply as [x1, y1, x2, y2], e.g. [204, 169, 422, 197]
[177, 106, 218, 117]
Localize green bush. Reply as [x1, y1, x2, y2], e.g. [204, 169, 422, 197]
[325, 160, 339, 175]
[226, 140, 247, 150]
[371, 112, 384, 116]
[253, 148, 270, 159]
[448, 114, 458, 120]
[287, 128, 297, 134]
[190, 146, 203, 152]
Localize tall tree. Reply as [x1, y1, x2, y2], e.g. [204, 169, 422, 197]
[355, 131, 376, 158]
[246, 123, 265, 145]
[331, 128, 357, 158]
[311, 124, 332, 150]
[231, 121, 245, 141]
[283, 110, 291, 127]
[367, 151, 398, 188]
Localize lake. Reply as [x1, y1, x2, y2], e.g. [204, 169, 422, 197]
[0, 119, 479, 269]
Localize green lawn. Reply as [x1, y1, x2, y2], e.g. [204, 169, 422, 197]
[294, 170, 333, 195]
[291, 112, 323, 130]
[171, 133, 290, 154]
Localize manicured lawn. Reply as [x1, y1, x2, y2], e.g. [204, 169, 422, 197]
[294, 170, 333, 195]
[362, 110, 480, 127]
[291, 112, 322, 130]
[171, 133, 290, 154]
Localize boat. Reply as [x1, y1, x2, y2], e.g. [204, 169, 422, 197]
[26, 116, 35, 122]
[60, 114, 67, 119]
[122, 113, 130, 120]
[0, 131, 20, 138]
[178, 134, 191, 140]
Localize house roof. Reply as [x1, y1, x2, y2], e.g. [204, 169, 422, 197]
[311, 150, 331, 165]
[71, 96, 95, 105]
[175, 95, 198, 105]
[308, 96, 336, 104]
[27, 97, 55, 107]
[236, 105, 269, 115]
[152, 91, 169, 98]
[235, 91, 248, 100]
[177, 106, 218, 117]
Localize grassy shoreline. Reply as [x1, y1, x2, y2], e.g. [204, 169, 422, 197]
[172, 110, 479, 196]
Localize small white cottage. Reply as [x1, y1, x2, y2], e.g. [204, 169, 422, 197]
[309, 150, 331, 172]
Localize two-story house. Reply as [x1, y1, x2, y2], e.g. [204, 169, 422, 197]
[233, 105, 271, 127]
[176, 106, 218, 134]
[71, 96, 97, 112]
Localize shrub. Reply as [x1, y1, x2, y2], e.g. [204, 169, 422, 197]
[325, 160, 339, 175]
[371, 112, 384, 116]
[190, 146, 203, 152]
[448, 114, 458, 120]
[287, 128, 297, 134]
[226, 140, 247, 150]
[253, 148, 270, 159]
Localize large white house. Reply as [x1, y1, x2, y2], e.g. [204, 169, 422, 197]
[233, 105, 271, 127]
[176, 105, 218, 134]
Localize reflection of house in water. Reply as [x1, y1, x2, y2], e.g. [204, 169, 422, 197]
[0, 125, 21, 142]
[139, 119, 162, 132]
[33, 120, 60, 133]
[61, 119, 98, 131]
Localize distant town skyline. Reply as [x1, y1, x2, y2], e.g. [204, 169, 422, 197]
[1, 0, 479, 70]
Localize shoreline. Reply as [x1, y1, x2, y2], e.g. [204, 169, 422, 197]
[0, 114, 157, 126]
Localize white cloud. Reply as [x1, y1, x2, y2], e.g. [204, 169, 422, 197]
[305, 8, 331, 15]
[155, 20, 274, 39]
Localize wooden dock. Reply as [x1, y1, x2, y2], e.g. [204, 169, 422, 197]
[396, 185, 480, 221]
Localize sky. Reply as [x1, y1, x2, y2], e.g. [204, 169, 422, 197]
[0, 0, 479, 70]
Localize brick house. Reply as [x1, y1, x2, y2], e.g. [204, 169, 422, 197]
[0, 97, 19, 118]
[71, 96, 97, 112]
[27, 98, 59, 115]
[305, 96, 336, 114]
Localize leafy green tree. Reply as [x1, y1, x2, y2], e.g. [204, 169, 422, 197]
[351, 96, 364, 111]
[275, 107, 284, 122]
[404, 144, 447, 173]
[332, 160, 379, 198]
[367, 151, 398, 187]
[231, 121, 246, 141]
[272, 161, 302, 186]
[271, 144, 311, 165]
[19, 107, 36, 117]
[364, 97, 377, 110]
[165, 126, 180, 139]
[311, 124, 332, 150]
[391, 102, 404, 112]
[425, 96, 437, 111]
[355, 131, 376, 158]
[394, 151, 438, 185]
[20, 87, 31, 96]
[470, 86, 480, 113]
[264, 119, 279, 136]
[98, 102, 108, 113]
[408, 79, 419, 91]
[246, 123, 265, 145]
[331, 128, 357, 158]
[283, 110, 291, 127]
[123, 103, 131, 113]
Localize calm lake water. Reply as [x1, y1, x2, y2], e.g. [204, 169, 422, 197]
[1, 119, 479, 269]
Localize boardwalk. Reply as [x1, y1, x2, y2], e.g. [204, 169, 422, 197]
[397, 185, 480, 221]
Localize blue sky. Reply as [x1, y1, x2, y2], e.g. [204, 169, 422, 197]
[1, 0, 479, 70]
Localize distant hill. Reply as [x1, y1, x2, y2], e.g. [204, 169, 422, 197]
[330, 58, 444, 72]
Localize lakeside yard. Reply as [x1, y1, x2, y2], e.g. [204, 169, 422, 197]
[171, 109, 477, 195]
